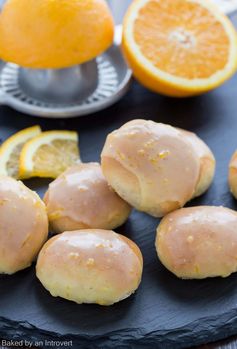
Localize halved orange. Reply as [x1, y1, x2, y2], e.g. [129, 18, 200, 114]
[122, 0, 237, 97]
[0, 0, 114, 69]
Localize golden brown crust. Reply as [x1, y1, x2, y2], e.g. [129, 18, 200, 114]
[36, 229, 143, 305]
[119, 234, 143, 266]
[101, 157, 142, 211]
[194, 156, 215, 197]
[229, 151, 237, 199]
[179, 129, 215, 198]
[44, 162, 131, 234]
[156, 206, 237, 279]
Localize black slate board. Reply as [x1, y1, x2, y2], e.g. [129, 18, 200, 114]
[1, 23, 237, 349]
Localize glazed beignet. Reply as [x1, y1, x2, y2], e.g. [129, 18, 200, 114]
[156, 206, 237, 279]
[0, 176, 48, 274]
[44, 162, 131, 234]
[101, 119, 214, 217]
[36, 229, 143, 305]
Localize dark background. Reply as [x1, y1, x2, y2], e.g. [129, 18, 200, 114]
[1, 1, 237, 349]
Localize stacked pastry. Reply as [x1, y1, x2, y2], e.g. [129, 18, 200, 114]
[5, 118, 237, 307]
[39, 119, 218, 294]
[101, 119, 215, 217]
[100, 120, 237, 280]
[39, 162, 143, 305]
[0, 163, 142, 305]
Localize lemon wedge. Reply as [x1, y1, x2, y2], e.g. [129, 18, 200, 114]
[19, 130, 80, 179]
[0, 125, 41, 178]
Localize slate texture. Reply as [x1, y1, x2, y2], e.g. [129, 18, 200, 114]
[0, 64, 237, 348]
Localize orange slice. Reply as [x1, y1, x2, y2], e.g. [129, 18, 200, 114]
[19, 131, 80, 179]
[0, 125, 41, 178]
[122, 0, 237, 97]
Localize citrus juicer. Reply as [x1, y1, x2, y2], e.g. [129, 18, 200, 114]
[0, 29, 130, 118]
[0, 0, 131, 118]
[0, 0, 236, 119]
